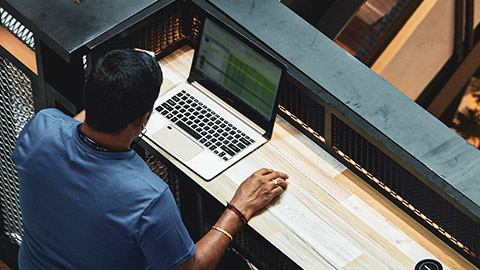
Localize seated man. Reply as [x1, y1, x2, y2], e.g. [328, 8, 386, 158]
[12, 49, 288, 269]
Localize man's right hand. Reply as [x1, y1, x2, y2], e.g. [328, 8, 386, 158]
[177, 168, 289, 270]
[229, 168, 289, 221]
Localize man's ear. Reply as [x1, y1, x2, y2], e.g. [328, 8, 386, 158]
[132, 112, 150, 129]
[73, 110, 86, 123]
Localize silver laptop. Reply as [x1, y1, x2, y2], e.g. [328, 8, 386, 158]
[145, 16, 286, 180]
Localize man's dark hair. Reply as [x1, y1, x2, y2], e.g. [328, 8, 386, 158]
[84, 49, 162, 134]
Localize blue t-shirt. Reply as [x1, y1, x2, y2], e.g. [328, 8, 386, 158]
[12, 109, 195, 269]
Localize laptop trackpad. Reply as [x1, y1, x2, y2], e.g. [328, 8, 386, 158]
[152, 125, 203, 161]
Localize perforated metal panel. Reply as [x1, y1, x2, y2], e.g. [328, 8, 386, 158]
[0, 55, 35, 245]
[121, 2, 188, 57]
[278, 80, 325, 140]
[0, 7, 35, 50]
[185, 7, 202, 46]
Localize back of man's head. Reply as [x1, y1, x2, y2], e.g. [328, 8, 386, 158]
[84, 49, 163, 134]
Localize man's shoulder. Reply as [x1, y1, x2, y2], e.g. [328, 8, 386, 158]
[12, 108, 77, 163]
[27, 108, 74, 128]
[36, 108, 72, 120]
[23, 108, 76, 137]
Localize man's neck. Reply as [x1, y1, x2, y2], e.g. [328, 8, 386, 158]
[80, 123, 132, 152]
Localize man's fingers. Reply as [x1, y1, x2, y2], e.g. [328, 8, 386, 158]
[265, 170, 289, 181]
[271, 178, 288, 190]
[271, 184, 285, 197]
[256, 168, 274, 176]
[278, 178, 288, 189]
[253, 168, 288, 180]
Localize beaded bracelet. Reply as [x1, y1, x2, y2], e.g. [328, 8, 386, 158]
[226, 203, 248, 225]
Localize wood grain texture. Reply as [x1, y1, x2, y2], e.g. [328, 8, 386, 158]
[335, 170, 476, 270]
[147, 46, 478, 270]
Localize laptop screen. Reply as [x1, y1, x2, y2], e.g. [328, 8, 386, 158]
[190, 17, 284, 124]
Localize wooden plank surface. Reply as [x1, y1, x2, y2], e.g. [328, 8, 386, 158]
[144, 46, 477, 270]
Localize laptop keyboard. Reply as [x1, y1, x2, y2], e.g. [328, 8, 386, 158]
[155, 90, 255, 161]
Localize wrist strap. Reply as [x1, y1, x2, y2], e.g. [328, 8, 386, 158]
[212, 226, 233, 241]
[227, 203, 248, 225]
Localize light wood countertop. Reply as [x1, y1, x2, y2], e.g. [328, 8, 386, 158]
[142, 46, 476, 270]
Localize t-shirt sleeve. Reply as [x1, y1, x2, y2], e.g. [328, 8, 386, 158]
[12, 108, 74, 165]
[135, 189, 195, 270]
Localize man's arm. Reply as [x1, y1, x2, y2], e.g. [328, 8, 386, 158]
[177, 168, 288, 270]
